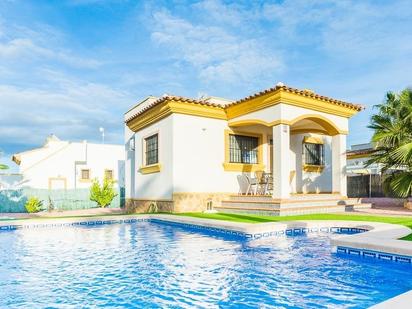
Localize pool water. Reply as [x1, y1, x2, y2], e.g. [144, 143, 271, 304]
[0, 221, 411, 308]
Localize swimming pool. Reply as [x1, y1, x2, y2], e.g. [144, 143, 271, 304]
[0, 220, 411, 308]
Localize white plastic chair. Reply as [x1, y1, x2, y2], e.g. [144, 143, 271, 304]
[245, 174, 257, 195]
[237, 175, 249, 195]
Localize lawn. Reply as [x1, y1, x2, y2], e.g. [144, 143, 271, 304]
[176, 212, 412, 241]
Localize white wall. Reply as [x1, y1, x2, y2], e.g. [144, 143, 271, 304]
[172, 114, 238, 193]
[290, 133, 332, 193]
[133, 115, 174, 199]
[17, 141, 125, 190]
[125, 126, 135, 198]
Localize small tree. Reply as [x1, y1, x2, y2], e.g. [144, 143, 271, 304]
[90, 177, 117, 208]
[25, 197, 43, 213]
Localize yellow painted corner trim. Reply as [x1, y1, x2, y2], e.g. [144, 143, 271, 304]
[139, 163, 162, 174]
[303, 136, 324, 144]
[126, 100, 226, 132]
[223, 162, 265, 172]
[303, 164, 325, 173]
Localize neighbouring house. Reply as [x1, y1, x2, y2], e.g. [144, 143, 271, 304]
[11, 135, 125, 190]
[347, 143, 381, 175]
[124, 83, 367, 215]
[346, 143, 405, 198]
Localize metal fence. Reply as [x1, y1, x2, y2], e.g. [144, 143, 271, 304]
[347, 174, 387, 198]
[0, 187, 125, 213]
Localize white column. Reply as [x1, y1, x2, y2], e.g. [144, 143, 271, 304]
[332, 134, 347, 197]
[272, 124, 290, 199]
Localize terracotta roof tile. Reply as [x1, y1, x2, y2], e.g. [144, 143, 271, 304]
[126, 84, 364, 123]
[226, 84, 364, 111]
[125, 95, 224, 123]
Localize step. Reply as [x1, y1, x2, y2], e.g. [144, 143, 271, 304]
[289, 193, 343, 200]
[215, 204, 347, 213]
[229, 194, 345, 202]
[221, 199, 354, 209]
[215, 202, 373, 217]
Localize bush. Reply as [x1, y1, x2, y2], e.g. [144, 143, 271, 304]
[25, 197, 43, 213]
[90, 177, 117, 208]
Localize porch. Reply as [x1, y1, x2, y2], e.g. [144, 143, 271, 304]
[219, 114, 371, 215]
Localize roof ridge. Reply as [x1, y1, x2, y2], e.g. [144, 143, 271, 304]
[226, 84, 363, 111]
[125, 83, 364, 124]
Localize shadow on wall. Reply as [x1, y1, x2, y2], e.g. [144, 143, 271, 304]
[299, 142, 333, 193]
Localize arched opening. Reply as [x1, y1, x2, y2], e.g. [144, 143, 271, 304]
[289, 114, 341, 136]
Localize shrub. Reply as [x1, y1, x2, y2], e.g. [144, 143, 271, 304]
[25, 197, 43, 213]
[90, 177, 117, 208]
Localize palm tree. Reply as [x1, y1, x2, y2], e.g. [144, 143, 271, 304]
[367, 88, 412, 197]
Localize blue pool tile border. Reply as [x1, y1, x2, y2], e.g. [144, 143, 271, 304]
[337, 246, 412, 264]
[0, 218, 150, 231]
[2, 217, 408, 264]
[0, 218, 367, 238]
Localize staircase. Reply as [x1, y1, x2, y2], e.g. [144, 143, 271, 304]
[214, 194, 371, 216]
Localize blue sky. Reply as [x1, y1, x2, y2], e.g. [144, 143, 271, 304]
[1, 0, 411, 171]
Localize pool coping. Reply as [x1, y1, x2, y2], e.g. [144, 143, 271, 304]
[2, 213, 412, 257]
[1, 214, 411, 307]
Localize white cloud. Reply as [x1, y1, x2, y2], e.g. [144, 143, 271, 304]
[0, 72, 132, 150]
[0, 21, 101, 69]
[262, 0, 412, 59]
[150, 9, 282, 84]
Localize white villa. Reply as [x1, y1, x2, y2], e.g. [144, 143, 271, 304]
[12, 135, 125, 190]
[124, 83, 370, 215]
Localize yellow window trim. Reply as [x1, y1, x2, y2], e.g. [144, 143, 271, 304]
[223, 162, 265, 172]
[80, 168, 91, 181]
[303, 136, 324, 144]
[48, 177, 67, 190]
[303, 164, 325, 173]
[104, 169, 114, 180]
[139, 163, 162, 174]
[223, 129, 264, 172]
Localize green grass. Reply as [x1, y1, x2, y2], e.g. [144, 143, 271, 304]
[174, 212, 412, 241]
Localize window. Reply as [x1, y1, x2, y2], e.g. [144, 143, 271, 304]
[145, 134, 158, 166]
[303, 143, 324, 166]
[81, 169, 90, 180]
[229, 134, 259, 164]
[105, 169, 113, 180]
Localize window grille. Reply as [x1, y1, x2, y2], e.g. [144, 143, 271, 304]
[229, 134, 258, 164]
[303, 143, 324, 165]
[145, 134, 158, 165]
